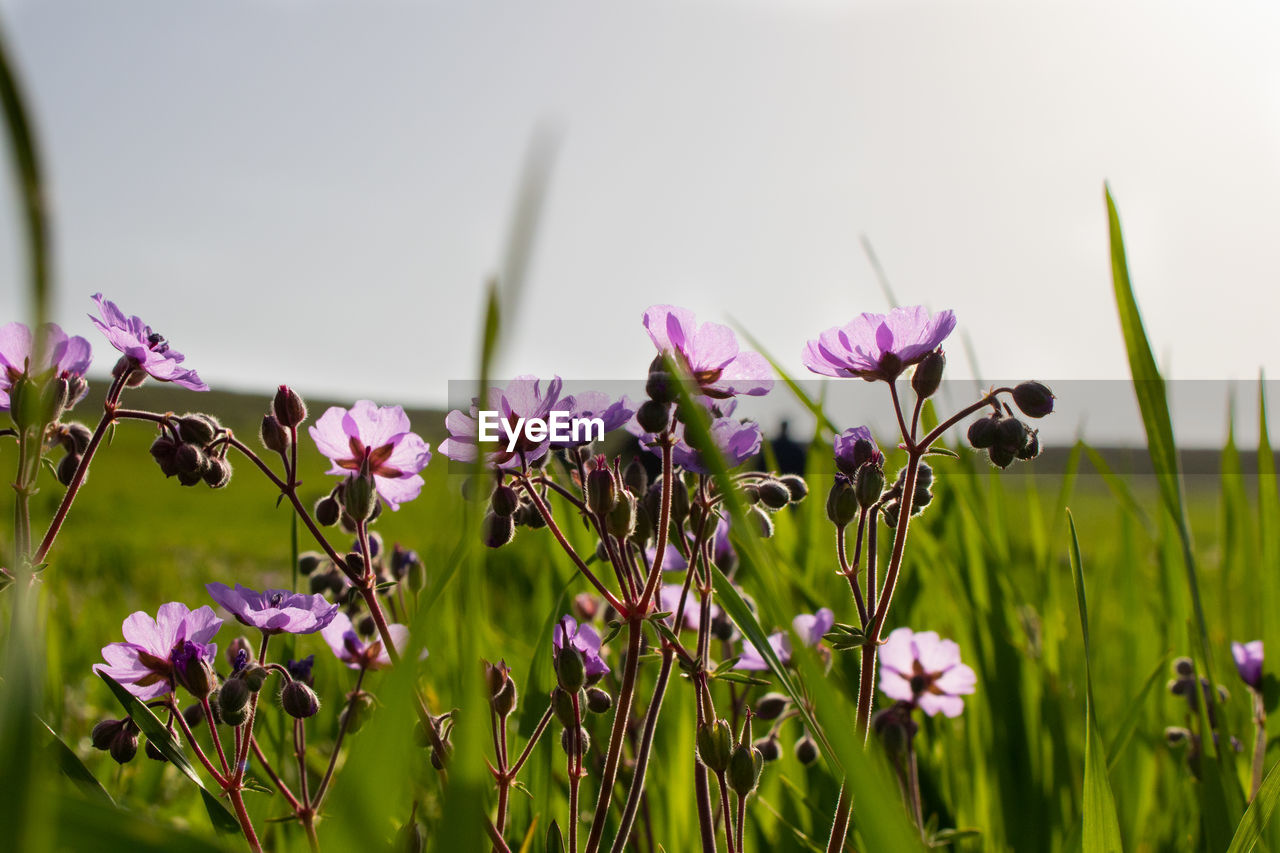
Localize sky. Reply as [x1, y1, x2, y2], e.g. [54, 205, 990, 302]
[1, 0, 1279, 446]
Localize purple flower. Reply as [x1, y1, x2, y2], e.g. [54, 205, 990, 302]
[833, 426, 882, 478]
[803, 306, 956, 382]
[792, 608, 835, 648]
[1233, 640, 1264, 690]
[439, 376, 563, 470]
[643, 305, 772, 399]
[206, 582, 338, 635]
[553, 616, 610, 680]
[94, 602, 222, 700]
[89, 294, 207, 391]
[0, 322, 93, 413]
[309, 400, 432, 510]
[287, 655, 316, 686]
[735, 631, 792, 671]
[550, 391, 636, 449]
[879, 627, 976, 718]
[320, 611, 411, 671]
[659, 584, 722, 631]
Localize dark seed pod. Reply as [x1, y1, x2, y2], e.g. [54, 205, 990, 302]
[281, 681, 321, 719]
[636, 399, 671, 434]
[177, 413, 220, 445]
[1016, 430, 1040, 461]
[995, 417, 1029, 455]
[987, 445, 1016, 470]
[1012, 381, 1055, 418]
[778, 474, 808, 502]
[484, 512, 516, 548]
[753, 692, 790, 721]
[315, 495, 341, 527]
[966, 415, 1000, 449]
[490, 484, 520, 517]
[585, 686, 613, 715]
[757, 480, 791, 510]
[754, 736, 781, 762]
[203, 456, 232, 488]
[794, 734, 820, 766]
[56, 453, 81, 487]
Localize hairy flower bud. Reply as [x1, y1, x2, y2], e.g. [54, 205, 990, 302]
[339, 693, 377, 734]
[91, 718, 127, 752]
[483, 512, 516, 549]
[778, 474, 808, 502]
[260, 414, 290, 454]
[1012, 381, 1055, 418]
[622, 457, 649, 496]
[273, 385, 308, 428]
[297, 551, 324, 577]
[63, 422, 92, 454]
[606, 492, 636, 539]
[586, 465, 618, 517]
[281, 681, 320, 719]
[585, 686, 613, 714]
[56, 453, 81, 487]
[757, 479, 791, 511]
[242, 664, 270, 693]
[794, 733, 820, 766]
[854, 465, 884, 510]
[826, 478, 859, 528]
[995, 418, 1029, 455]
[635, 399, 671, 434]
[967, 414, 1000, 449]
[911, 349, 945, 399]
[1017, 430, 1040, 461]
[697, 719, 734, 773]
[551, 687, 581, 729]
[754, 736, 781, 762]
[177, 413, 219, 446]
[555, 644, 587, 693]
[109, 726, 139, 765]
[343, 473, 378, 522]
[315, 494, 341, 527]
[646, 355, 678, 404]
[174, 442, 207, 478]
[219, 676, 251, 717]
[746, 505, 774, 538]
[561, 726, 591, 758]
[728, 744, 764, 796]
[203, 456, 232, 488]
[753, 692, 790, 721]
[490, 484, 519, 518]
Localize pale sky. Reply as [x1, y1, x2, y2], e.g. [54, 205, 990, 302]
[2, 0, 1279, 445]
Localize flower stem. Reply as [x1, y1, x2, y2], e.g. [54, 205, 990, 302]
[32, 372, 126, 566]
[202, 696, 231, 776]
[518, 475, 626, 613]
[582, 617, 643, 853]
[313, 667, 366, 809]
[608, 651, 674, 853]
[1251, 689, 1268, 801]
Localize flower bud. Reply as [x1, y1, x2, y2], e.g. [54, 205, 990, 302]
[753, 692, 790, 721]
[483, 512, 516, 548]
[1173, 657, 1195, 678]
[757, 480, 791, 510]
[56, 453, 81, 487]
[203, 456, 232, 488]
[551, 687, 581, 729]
[995, 418, 1029, 455]
[728, 744, 764, 796]
[343, 473, 378, 522]
[315, 495, 341, 527]
[173, 645, 216, 699]
[144, 739, 167, 762]
[585, 686, 613, 714]
[297, 551, 324, 576]
[967, 414, 1000, 449]
[260, 413, 290, 454]
[1016, 430, 1040, 461]
[696, 719, 733, 773]
[561, 726, 591, 758]
[63, 422, 92, 454]
[273, 385, 308, 428]
[485, 660, 518, 718]
[741, 483, 760, 505]
[911, 349, 945, 399]
[109, 726, 139, 765]
[177, 413, 220, 445]
[242, 664, 270, 692]
[826, 478, 859, 528]
[586, 465, 618, 517]
[606, 492, 636, 539]
[1012, 381, 1055, 418]
[778, 475, 808, 502]
[174, 442, 207, 478]
[754, 736, 781, 762]
[281, 681, 320, 719]
[490, 484, 520, 518]
[669, 478, 691, 526]
[646, 356, 678, 404]
[794, 733, 820, 766]
[882, 500, 900, 528]
[636, 399, 671, 434]
[555, 644, 587, 693]
[987, 444, 1016, 470]
[220, 675, 251, 712]
[397, 818, 426, 853]
[854, 465, 884, 510]
[629, 503, 653, 546]
[623, 457, 649, 496]
[91, 719, 127, 752]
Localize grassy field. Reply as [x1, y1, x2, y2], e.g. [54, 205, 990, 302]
[1, 360, 1275, 852]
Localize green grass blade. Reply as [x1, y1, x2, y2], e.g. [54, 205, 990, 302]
[97, 673, 239, 834]
[1228, 758, 1280, 853]
[39, 718, 114, 807]
[1067, 511, 1124, 853]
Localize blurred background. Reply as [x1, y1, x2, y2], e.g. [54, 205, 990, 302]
[1, 0, 1279, 445]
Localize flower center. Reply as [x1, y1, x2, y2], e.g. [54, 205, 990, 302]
[269, 592, 285, 608]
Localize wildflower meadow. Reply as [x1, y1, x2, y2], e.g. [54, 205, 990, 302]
[4, 16, 1280, 853]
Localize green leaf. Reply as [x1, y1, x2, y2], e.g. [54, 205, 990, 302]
[545, 819, 565, 853]
[1105, 652, 1171, 773]
[39, 718, 114, 807]
[1227, 757, 1280, 853]
[97, 673, 239, 834]
[1067, 512, 1124, 853]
